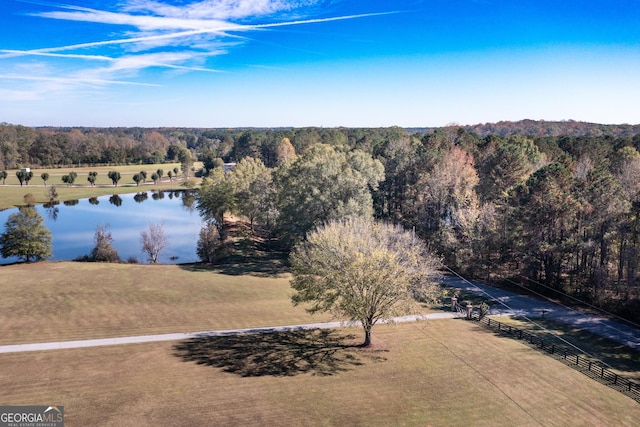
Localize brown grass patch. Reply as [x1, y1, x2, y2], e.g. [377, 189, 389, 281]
[0, 321, 637, 426]
[492, 316, 640, 381]
[0, 262, 330, 345]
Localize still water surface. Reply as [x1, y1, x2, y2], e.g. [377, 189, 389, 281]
[0, 191, 204, 264]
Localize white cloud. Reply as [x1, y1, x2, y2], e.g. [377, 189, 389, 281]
[2, 1, 394, 100]
[33, 6, 246, 31]
[23, 9, 393, 54]
[122, 0, 321, 20]
[0, 50, 112, 61]
[107, 52, 224, 72]
[0, 74, 160, 87]
[0, 49, 223, 73]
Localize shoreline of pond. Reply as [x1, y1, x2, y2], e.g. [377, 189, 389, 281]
[0, 191, 204, 265]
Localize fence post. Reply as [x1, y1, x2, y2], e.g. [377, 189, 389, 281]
[466, 303, 473, 320]
[451, 296, 457, 312]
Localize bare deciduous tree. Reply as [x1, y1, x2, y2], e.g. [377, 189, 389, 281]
[140, 222, 167, 264]
[290, 217, 441, 347]
[91, 223, 120, 263]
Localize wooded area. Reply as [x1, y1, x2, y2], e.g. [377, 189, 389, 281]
[2, 121, 640, 322]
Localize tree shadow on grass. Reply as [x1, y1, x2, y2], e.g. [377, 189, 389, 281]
[173, 329, 386, 377]
[185, 252, 289, 277]
[179, 241, 290, 277]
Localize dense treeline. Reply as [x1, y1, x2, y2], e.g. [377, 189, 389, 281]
[3, 121, 640, 320]
[0, 125, 175, 167]
[411, 120, 640, 139]
[192, 123, 639, 322]
[463, 119, 640, 138]
[0, 123, 402, 168]
[375, 129, 640, 322]
[4, 120, 639, 166]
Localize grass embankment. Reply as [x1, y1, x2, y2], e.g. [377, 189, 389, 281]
[1, 319, 638, 426]
[0, 163, 202, 210]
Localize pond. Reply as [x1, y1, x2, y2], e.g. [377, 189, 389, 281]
[0, 191, 205, 264]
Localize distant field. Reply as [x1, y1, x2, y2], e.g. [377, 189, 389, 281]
[0, 162, 203, 210]
[0, 320, 637, 426]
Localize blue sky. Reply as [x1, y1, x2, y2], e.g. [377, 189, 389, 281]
[1, 0, 639, 127]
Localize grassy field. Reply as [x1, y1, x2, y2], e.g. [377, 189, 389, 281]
[0, 320, 637, 426]
[0, 262, 332, 345]
[0, 163, 202, 210]
[0, 262, 638, 425]
[491, 316, 640, 381]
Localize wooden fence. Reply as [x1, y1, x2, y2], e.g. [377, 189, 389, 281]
[474, 315, 640, 402]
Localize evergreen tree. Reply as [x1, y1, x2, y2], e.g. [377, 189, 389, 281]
[196, 221, 223, 263]
[0, 207, 52, 262]
[274, 144, 384, 244]
[228, 157, 275, 232]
